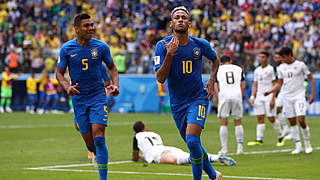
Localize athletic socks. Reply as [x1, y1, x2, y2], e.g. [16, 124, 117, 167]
[86, 145, 97, 155]
[219, 126, 228, 150]
[177, 152, 190, 165]
[291, 125, 302, 149]
[272, 120, 282, 138]
[6, 99, 11, 107]
[94, 136, 108, 180]
[301, 126, 310, 143]
[201, 147, 216, 180]
[186, 134, 203, 180]
[256, 124, 265, 141]
[235, 125, 244, 145]
[1, 98, 5, 107]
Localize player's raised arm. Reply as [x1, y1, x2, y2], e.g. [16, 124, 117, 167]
[156, 37, 179, 83]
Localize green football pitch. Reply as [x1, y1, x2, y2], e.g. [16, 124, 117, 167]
[0, 113, 319, 180]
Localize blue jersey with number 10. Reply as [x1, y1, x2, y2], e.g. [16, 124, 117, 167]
[154, 36, 217, 108]
[58, 38, 113, 102]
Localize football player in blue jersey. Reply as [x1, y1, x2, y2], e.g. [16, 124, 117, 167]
[56, 13, 119, 180]
[154, 6, 221, 180]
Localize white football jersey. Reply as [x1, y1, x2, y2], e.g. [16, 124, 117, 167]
[254, 65, 276, 98]
[216, 64, 244, 100]
[278, 60, 310, 99]
[135, 131, 164, 162]
[276, 65, 284, 94]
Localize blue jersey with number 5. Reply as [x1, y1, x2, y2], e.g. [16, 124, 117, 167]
[58, 38, 113, 101]
[154, 35, 216, 107]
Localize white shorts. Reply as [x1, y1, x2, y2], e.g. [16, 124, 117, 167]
[217, 98, 243, 119]
[276, 92, 284, 107]
[253, 95, 276, 117]
[145, 146, 188, 164]
[283, 97, 307, 118]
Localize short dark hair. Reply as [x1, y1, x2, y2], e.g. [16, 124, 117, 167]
[74, 13, 91, 26]
[220, 55, 231, 63]
[133, 121, 145, 133]
[259, 51, 269, 57]
[279, 47, 293, 56]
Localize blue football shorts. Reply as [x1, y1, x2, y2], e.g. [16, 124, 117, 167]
[27, 94, 37, 101]
[171, 98, 209, 140]
[73, 93, 109, 134]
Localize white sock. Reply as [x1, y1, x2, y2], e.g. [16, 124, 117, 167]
[256, 124, 265, 141]
[291, 125, 302, 149]
[301, 126, 310, 143]
[220, 125, 228, 149]
[208, 154, 219, 162]
[272, 119, 282, 138]
[235, 125, 244, 144]
[176, 152, 190, 165]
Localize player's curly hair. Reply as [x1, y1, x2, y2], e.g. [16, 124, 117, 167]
[133, 121, 145, 133]
[171, 6, 190, 18]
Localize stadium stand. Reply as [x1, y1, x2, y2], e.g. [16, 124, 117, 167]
[0, 0, 319, 74]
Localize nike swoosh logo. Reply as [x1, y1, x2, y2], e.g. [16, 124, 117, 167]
[70, 54, 78, 57]
[196, 117, 203, 121]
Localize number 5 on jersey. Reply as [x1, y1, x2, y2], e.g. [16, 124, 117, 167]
[82, 59, 88, 70]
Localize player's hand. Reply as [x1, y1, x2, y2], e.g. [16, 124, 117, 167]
[309, 94, 314, 104]
[107, 84, 119, 96]
[164, 36, 179, 56]
[270, 98, 275, 109]
[248, 98, 254, 106]
[212, 97, 218, 107]
[204, 79, 215, 101]
[67, 83, 80, 96]
[264, 91, 271, 96]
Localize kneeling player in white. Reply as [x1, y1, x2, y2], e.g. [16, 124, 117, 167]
[248, 51, 284, 146]
[214, 55, 245, 155]
[132, 121, 236, 166]
[265, 47, 315, 154]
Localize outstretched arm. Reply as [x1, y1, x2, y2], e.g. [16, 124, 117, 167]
[264, 79, 283, 96]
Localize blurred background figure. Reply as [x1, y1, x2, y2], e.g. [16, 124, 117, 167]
[0, 66, 18, 113]
[157, 81, 167, 114]
[26, 72, 38, 114]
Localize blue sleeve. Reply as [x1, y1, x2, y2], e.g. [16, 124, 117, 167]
[102, 42, 113, 65]
[57, 46, 68, 69]
[202, 39, 216, 61]
[154, 41, 167, 71]
[101, 63, 110, 81]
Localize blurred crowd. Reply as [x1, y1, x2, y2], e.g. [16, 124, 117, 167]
[0, 0, 319, 74]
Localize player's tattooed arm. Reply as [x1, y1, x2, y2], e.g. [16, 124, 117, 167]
[56, 67, 80, 96]
[156, 37, 179, 83]
[205, 56, 219, 101]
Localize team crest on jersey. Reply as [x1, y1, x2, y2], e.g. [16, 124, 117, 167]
[91, 49, 98, 59]
[193, 48, 200, 59]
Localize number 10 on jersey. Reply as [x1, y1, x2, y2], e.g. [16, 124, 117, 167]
[182, 60, 192, 74]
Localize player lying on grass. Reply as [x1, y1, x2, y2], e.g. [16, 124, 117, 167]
[132, 121, 236, 166]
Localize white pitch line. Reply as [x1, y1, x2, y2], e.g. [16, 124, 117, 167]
[227, 146, 320, 156]
[26, 168, 300, 180]
[25, 160, 133, 170]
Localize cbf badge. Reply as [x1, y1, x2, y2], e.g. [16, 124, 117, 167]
[193, 48, 200, 59]
[91, 49, 98, 59]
